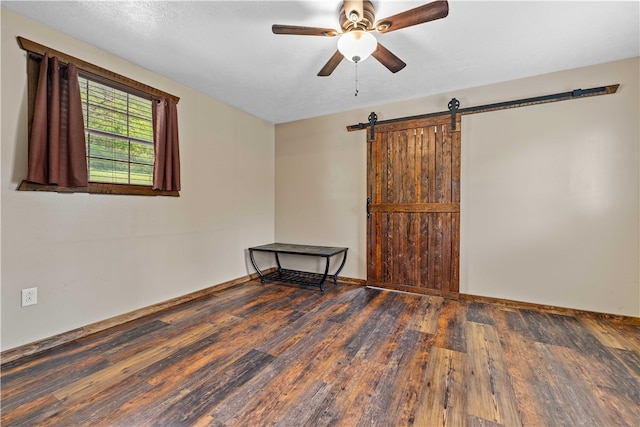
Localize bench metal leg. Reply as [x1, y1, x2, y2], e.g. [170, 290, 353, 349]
[318, 257, 331, 291]
[332, 250, 348, 284]
[249, 249, 266, 283]
[275, 253, 283, 276]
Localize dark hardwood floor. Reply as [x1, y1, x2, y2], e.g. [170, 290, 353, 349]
[2, 280, 639, 426]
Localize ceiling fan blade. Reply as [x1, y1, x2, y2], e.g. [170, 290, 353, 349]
[272, 24, 339, 37]
[318, 50, 345, 76]
[375, 0, 449, 33]
[371, 43, 406, 73]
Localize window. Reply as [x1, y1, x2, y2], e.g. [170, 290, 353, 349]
[18, 36, 181, 196]
[79, 76, 154, 186]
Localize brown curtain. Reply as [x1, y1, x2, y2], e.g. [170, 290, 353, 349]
[152, 97, 181, 191]
[27, 53, 88, 187]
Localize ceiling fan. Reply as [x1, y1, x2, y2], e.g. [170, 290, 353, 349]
[272, 0, 449, 76]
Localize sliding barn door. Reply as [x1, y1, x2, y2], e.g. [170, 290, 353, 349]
[367, 114, 460, 296]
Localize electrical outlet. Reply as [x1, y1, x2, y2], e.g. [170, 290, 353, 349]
[21, 287, 38, 307]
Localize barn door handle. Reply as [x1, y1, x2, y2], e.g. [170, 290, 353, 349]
[367, 197, 371, 218]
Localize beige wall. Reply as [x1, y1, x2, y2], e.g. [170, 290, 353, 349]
[2, 9, 638, 354]
[1, 9, 275, 351]
[276, 57, 639, 317]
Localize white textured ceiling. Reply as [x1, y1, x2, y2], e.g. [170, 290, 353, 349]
[3, 0, 639, 124]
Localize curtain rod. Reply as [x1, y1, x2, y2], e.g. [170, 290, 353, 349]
[346, 84, 619, 132]
[18, 36, 180, 104]
[28, 53, 162, 104]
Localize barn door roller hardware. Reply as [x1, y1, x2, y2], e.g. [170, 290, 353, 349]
[367, 112, 378, 141]
[448, 98, 460, 130]
[347, 84, 619, 133]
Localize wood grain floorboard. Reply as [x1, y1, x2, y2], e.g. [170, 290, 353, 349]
[489, 306, 547, 426]
[579, 316, 640, 355]
[612, 347, 640, 376]
[466, 302, 496, 326]
[466, 322, 521, 426]
[408, 295, 444, 334]
[533, 341, 613, 426]
[433, 298, 467, 353]
[2, 281, 639, 426]
[415, 346, 467, 427]
[40, 373, 154, 427]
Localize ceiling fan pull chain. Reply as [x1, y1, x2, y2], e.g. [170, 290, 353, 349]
[354, 61, 359, 96]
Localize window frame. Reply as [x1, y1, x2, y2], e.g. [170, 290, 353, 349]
[18, 36, 180, 197]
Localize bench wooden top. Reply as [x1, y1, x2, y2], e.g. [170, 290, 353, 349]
[249, 243, 348, 257]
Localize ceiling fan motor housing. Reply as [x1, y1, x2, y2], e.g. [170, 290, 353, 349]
[340, 0, 376, 31]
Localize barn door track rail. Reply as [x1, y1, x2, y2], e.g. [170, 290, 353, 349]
[348, 84, 619, 136]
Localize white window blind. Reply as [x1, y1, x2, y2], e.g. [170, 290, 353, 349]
[79, 75, 154, 186]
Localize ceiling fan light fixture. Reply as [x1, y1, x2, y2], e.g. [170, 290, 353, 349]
[337, 30, 377, 63]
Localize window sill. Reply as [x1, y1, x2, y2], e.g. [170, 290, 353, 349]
[17, 180, 179, 197]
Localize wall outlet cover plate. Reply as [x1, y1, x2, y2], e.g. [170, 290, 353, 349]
[21, 287, 38, 307]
